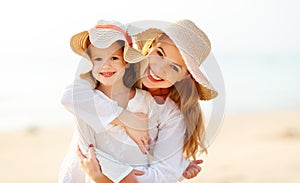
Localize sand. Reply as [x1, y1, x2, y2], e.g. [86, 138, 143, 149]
[0, 110, 299, 183]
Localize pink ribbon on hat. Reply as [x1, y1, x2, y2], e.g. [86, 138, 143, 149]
[94, 24, 132, 47]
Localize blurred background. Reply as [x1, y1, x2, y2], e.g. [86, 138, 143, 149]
[0, 0, 299, 182]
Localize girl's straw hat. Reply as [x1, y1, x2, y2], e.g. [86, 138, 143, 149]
[70, 20, 145, 64]
[129, 19, 218, 100]
[70, 20, 147, 88]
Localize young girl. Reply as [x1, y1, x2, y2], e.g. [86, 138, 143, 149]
[59, 20, 202, 183]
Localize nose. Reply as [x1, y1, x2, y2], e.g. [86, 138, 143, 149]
[149, 57, 168, 75]
[102, 58, 113, 68]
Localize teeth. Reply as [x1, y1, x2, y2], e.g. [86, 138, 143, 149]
[149, 69, 162, 81]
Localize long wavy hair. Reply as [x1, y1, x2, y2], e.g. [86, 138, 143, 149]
[169, 77, 207, 159]
[142, 34, 207, 159]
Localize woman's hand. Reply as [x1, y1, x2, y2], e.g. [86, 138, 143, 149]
[124, 112, 149, 154]
[77, 144, 144, 183]
[182, 159, 203, 179]
[120, 169, 144, 183]
[76, 145, 113, 183]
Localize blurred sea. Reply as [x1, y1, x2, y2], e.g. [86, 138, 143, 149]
[0, 53, 299, 132]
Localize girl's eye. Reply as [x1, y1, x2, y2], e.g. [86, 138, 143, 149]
[170, 65, 179, 72]
[111, 56, 119, 60]
[94, 58, 103, 62]
[156, 50, 163, 58]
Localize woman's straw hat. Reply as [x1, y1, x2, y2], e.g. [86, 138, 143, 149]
[129, 19, 218, 100]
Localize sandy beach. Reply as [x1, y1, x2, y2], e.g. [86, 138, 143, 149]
[1, 110, 299, 183]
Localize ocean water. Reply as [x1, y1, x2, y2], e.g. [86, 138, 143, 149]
[0, 53, 299, 132]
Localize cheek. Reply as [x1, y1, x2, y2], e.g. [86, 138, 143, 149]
[92, 63, 102, 72]
[91, 65, 101, 78]
[91, 66, 98, 74]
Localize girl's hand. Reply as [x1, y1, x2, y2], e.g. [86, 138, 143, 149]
[124, 112, 149, 154]
[182, 159, 203, 179]
[77, 145, 113, 183]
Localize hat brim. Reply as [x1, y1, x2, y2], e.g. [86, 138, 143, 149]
[132, 27, 218, 100]
[70, 30, 146, 64]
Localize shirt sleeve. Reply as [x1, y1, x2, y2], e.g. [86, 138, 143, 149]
[136, 100, 190, 183]
[61, 78, 123, 133]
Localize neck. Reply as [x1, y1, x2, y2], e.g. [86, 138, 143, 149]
[143, 86, 170, 104]
[97, 80, 128, 97]
[97, 80, 132, 108]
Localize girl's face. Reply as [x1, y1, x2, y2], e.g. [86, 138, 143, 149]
[142, 36, 188, 89]
[89, 42, 127, 87]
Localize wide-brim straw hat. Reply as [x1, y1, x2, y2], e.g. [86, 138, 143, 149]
[128, 19, 218, 100]
[70, 20, 146, 64]
[70, 20, 148, 88]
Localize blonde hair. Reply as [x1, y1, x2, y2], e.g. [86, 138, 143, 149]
[169, 78, 207, 159]
[143, 34, 207, 159]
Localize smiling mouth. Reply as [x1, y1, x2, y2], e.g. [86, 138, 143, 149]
[100, 72, 115, 78]
[148, 68, 164, 82]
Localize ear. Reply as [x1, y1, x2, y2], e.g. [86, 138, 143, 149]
[125, 63, 130, 68]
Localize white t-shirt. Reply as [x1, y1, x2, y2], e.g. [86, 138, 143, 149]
[58, 79, 189, 183]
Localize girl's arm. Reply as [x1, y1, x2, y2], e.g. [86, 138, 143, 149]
[61, 78, 149, 153]
[61, 78, 146, 132]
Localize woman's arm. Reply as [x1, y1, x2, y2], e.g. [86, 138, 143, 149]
[76, 145, 113, 183]
[75, 115, 136, 183]
[77, 145, 146, 183]
[136, 107, 188, 183]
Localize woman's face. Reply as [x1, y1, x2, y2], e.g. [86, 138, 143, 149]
[89, 42, 127, 87]
[142, 36, 188, 89]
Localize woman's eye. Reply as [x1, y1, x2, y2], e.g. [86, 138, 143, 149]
[156, 50, 163, 58]
[170, 65, 179, 72]
[94, 58, 103, 62]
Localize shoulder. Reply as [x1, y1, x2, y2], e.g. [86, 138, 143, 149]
[73, 78, 95, 88]
[157, 97, 185, 128]
[161, 97, 182, 117]
[134, 89, 157, 104]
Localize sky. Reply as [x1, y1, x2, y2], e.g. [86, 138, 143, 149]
[1, 0, 299, 55]
[0, 0, 299, 130]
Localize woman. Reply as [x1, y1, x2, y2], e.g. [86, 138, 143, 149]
[61, 19, 218, 182]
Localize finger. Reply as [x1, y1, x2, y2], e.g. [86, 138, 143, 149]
[137, 141, 146, 154]
[190, 163, 201, 170]
[194, 165, 202, 171]
[191, 167, 198, 176]
[190, 167, 201, 178]
[76, 145, 86, 159]
[132, 169, 145, 176]
[88, 144, 96, 160]
[185, 172, 191, 179]
[141, 137, 149, 149]
[193, 159, 203, 165]
[141, 137, 151, 153]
